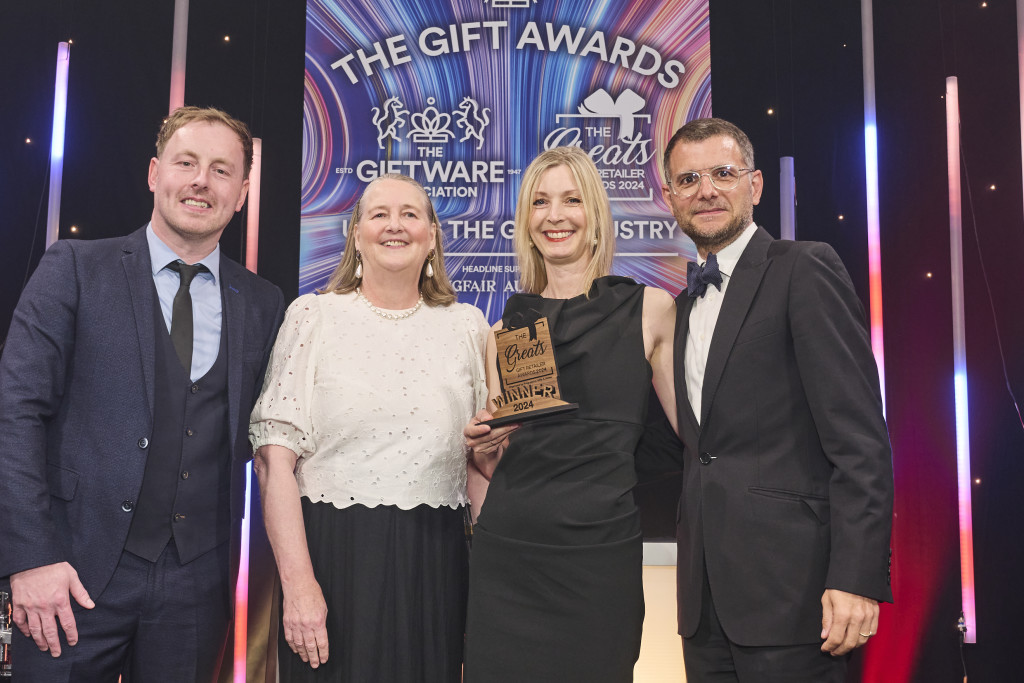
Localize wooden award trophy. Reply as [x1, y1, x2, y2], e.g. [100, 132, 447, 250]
[483, 315, 578, 427]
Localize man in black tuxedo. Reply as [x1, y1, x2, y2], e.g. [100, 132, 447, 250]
[660, 118, 893, 681]
[0, 106, 285, 681]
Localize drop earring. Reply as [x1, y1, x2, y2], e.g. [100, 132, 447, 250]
[425, 250, 435, 278]
[355, 251, 363, 279]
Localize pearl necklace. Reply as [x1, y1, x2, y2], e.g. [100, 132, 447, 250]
[356, 288, 424, 320]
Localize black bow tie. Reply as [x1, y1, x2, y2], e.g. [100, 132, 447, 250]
[687, 253, 723, 298]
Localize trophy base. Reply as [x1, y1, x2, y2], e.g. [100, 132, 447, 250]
[481, 402, 579, 428]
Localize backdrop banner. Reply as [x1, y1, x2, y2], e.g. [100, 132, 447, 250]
[303, 0, 710, 320]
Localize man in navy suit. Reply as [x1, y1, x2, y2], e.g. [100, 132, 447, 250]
[659, 118, 893, 682]
[0, 106, 285, 681]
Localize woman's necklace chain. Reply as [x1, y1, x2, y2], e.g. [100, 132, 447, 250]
[356, 288, 424, 320]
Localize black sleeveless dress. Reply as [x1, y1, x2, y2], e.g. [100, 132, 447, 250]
[464, 277, 650, 682]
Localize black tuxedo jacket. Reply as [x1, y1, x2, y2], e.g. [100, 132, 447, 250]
[672, 227, 893, 646]
[0, 226, 285, 599]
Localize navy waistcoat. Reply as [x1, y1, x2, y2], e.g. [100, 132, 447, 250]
[124, 288, 231, 563]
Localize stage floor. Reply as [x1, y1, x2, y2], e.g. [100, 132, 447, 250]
[636, 548, 685, 681]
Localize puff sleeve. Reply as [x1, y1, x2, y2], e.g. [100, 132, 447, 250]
[249, 294, 322, 460]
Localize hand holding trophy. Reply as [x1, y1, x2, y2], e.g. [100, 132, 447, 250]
[483, 309, 577, 427]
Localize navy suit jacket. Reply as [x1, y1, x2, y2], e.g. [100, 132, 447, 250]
[0, 226, 285, 598]
[667, 227, 894, 646]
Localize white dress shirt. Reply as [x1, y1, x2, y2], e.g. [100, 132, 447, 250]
[685, 222, 758, 424]
[147, 224, 222, 381]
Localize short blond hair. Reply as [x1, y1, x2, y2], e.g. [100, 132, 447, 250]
[156, 106, 254, 178]
[513, 146, 615, 297]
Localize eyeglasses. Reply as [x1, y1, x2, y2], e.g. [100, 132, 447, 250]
[669, 165, 755, 197]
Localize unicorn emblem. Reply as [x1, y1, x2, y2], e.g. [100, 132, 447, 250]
[370, 97, 408, 149]
[455, 97, 491, 150]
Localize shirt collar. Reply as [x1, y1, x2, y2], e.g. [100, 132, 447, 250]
[706, 222, 758, 278]
[146, 223, 220, 286]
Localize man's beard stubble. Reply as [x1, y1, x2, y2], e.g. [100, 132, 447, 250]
[677, 202, 753, 255]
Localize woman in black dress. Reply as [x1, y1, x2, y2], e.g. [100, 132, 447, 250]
[463, 146, 678, 681]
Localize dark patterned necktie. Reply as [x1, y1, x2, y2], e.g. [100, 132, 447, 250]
[167, 261, 208, 372]
[686, 252, 723, 298]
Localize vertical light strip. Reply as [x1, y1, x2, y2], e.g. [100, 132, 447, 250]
[46, 42, 71, 248]
[245, 139, 263, 271]
[233, 461, 254, 681]
[234, 138, 263, 682]
[1018, 0, 1024, 221]
[169, 0, 189, 112]
[779, 156, 796, 240]
[861, 0, 886, 413]
[945, 76, 976, 643]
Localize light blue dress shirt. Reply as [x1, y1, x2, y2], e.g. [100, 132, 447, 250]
[146, 224, 222, 381]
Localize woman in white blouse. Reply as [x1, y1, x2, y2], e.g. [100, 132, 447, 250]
[250, 174, 489, 682]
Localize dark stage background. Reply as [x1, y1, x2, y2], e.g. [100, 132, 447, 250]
[2, 1, 1022, 681]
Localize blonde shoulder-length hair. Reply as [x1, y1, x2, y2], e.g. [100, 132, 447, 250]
[513, 146, 615, 297]
[318, 174, 456, 306]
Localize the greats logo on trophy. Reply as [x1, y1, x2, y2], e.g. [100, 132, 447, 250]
[486, 312, 578, 427]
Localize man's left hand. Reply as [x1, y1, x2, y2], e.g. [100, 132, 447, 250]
[820, 588, 878, 656]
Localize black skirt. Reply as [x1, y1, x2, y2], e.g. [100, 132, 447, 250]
[279, 499, 469, 683]
[464, 528, 644, 682]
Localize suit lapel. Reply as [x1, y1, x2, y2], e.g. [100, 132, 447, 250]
[122, 228, 157, 419]
[700, 228, 773, 426]
[220, 260, 246, 456]
[675, 292, 701, 437]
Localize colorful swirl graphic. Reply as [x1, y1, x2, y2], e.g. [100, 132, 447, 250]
[303, 0, 710, 320]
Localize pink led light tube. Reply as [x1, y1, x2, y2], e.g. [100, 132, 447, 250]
[46, 42, 71, 248]
[945, 75, 976, 644]
[861, 0, 886, 414]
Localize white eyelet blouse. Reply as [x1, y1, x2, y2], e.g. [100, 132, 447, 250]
[249, 291, 489, 510]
